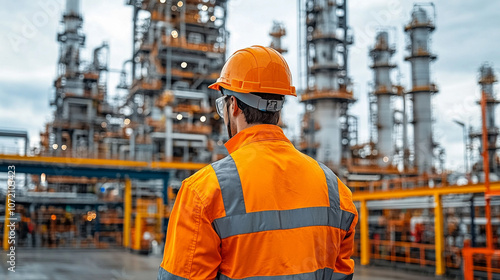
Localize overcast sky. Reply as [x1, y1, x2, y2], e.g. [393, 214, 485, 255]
[1, 0, 499, 171]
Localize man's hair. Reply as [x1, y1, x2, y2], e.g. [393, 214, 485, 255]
[231, 92, 284, 125]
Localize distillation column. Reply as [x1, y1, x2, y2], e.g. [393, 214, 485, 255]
[269, 21, 287, 54]
[52, 0, 86, 155]
[61, 0, 83, 78]
[56, 0, 85, 100]
[369, 31, 396, 166]
[404, 4, 438, 174]
[48, 0, 115, 158]
[478, 64, 499, 174]
[300, 0, 354, 170]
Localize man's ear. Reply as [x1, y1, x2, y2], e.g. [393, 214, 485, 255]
[230, 96, 239, 117]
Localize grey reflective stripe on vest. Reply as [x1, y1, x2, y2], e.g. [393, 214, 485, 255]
[318, 163, 355, 232]
[218, 267, 353, 280]
[157, 266, 187, 280]
[317, 162, 340, 209]
[213, 207, 355, 239]
[211, 155, 246, 216]
[211, 158, 354, 239]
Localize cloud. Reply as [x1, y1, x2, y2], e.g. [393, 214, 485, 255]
[0, 81, 52, 148]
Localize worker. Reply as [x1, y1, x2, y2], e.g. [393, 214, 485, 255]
[158, 45, 358, 280]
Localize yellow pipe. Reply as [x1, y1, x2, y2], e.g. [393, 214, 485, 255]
[0, 154, 148, 168]
[157, 197, 163, 232]
[151, 161, 207, 170]
[134, 212, 142, 251]
[3, 194, 10, 251]
[434, 194, 445, 276]
[353, 182, 500, 201]
[123, 178, 131, 248]
[360, 200, 370, 265]
[0, 154, 207, 171]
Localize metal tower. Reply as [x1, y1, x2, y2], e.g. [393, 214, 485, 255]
[299, 0, 354, 171]
[404, 4, 438, 174]
[52, 0, 86, 154]
[477, 63, 499, 174]
[369, 31, 397, 166]
[269, 21, 287, 54]
[46, 0, 114, 157]
[58, 0, 85, 80]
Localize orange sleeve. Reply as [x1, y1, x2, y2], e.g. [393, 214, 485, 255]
[335, 178, 358, 278]
[334, 213, 357, 278]
[159, 181, 221, 280]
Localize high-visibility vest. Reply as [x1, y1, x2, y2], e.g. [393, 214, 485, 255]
[159, 125, 358, 280]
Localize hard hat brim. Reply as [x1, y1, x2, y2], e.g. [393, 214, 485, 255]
[208, 81, 297, 97]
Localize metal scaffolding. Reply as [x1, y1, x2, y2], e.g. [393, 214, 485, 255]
[125, 0, 228, 167]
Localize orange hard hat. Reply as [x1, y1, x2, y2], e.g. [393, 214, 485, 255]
[209, 45, 296, 97]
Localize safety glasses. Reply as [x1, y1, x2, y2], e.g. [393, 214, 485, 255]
[215, 96, 226, 119]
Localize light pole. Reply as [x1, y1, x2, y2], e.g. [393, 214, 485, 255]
[453, 120, 468, 177]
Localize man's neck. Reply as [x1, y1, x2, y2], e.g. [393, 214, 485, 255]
[235, 122, 261, 135]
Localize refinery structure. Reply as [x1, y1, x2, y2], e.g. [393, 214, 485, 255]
[298, 0, 355, 171]
[1, 0, 499, 279]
